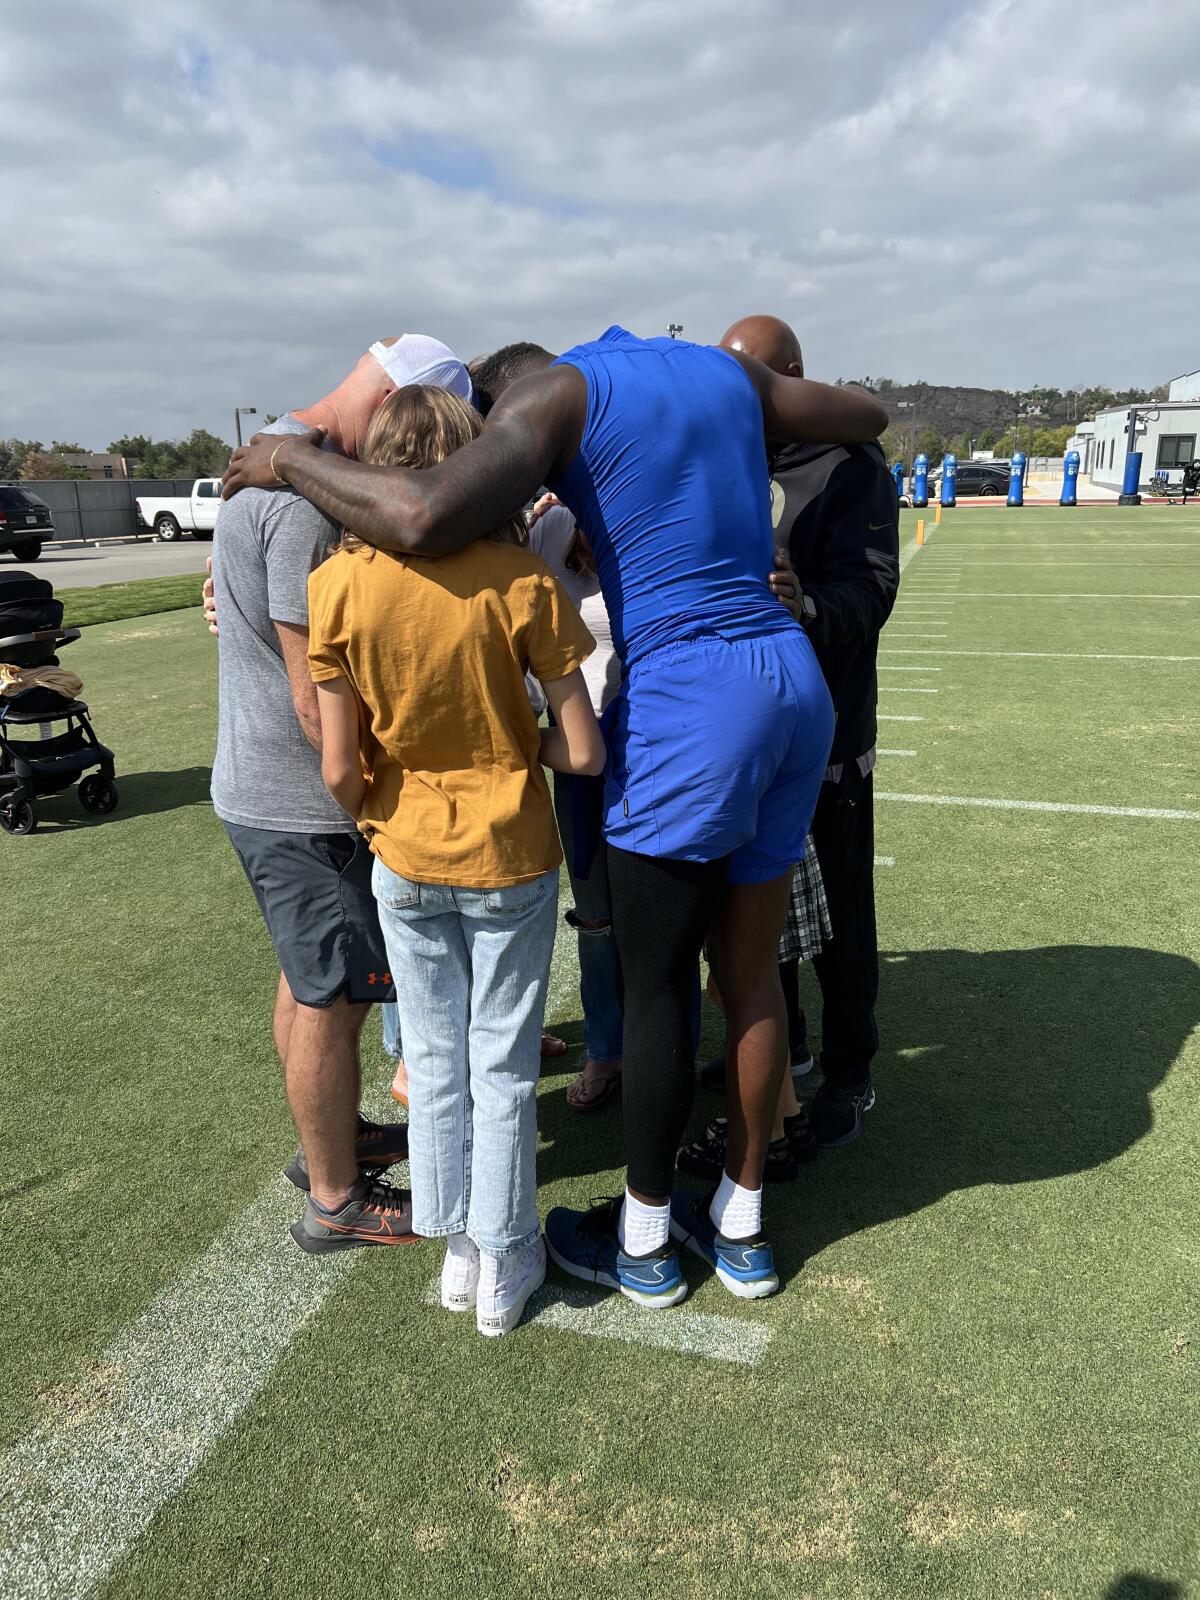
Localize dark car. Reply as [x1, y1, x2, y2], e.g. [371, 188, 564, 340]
[929, 461, 1011, 498]
[0, 486, 54, 560]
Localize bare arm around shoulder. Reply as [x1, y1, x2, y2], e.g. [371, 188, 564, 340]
[275, 621, 322, 751]
[725, 351, 889, 445]
[222, 367, 587, 557]
[539, 670, 606, 777]
[315, 676, 367, 817]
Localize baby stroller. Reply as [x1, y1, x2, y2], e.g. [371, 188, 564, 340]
[0, 570, 117, 835]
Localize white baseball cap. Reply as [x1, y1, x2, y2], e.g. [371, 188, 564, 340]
[369, 334, 473, 402]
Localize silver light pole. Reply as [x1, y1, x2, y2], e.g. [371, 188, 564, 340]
[234, 407, 257, 447]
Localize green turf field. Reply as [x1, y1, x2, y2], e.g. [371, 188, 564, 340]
[2, 506, 1197, 1600]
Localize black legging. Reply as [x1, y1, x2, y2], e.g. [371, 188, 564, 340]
[607, 843, 727, 1197]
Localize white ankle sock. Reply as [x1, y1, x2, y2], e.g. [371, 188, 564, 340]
[619, 1191, 670, 1255]
[709, 1172, 762, 1240]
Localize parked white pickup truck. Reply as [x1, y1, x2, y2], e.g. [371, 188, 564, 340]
[134, 479, 223, 542]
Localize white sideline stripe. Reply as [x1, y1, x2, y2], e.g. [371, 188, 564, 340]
[950, 560, 1198, 567]
[0, 1178, 358, 1600]
[901, 591, 1200, 600]
[881, 648, 1200, 663]
[879, 665, 943, 671]
[874, 855, 896, 867]
[877, 791, 1200, 822]
[878, 749, 918, 757]
[879, 714, 924, 721]
[885, 632, 945, 638]
[879, 687, 939, 694]
[421, 1278, 771, 1367]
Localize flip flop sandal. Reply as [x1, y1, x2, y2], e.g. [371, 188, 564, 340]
[390, 1079, 410, 1110]
[566, 1060, 623, 1113]
[540, 1032, 568, 1058]
[676, 1116, 811, 1183]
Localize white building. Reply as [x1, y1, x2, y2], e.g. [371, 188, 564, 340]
[1082, 368, 1200, 490]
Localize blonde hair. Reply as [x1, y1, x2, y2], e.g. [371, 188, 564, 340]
[342, 384, 526, 553]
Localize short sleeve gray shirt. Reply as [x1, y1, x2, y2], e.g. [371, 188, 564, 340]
[210, 416, 352, 833]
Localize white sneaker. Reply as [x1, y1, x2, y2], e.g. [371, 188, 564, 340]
[476, 1236, 546, 1338]
[440, 1233, 480, 1312]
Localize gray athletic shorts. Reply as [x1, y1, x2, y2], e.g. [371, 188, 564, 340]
[223, 822, 396, 1008]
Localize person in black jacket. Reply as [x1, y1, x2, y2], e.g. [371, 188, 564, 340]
[721, 315, 899, 1147]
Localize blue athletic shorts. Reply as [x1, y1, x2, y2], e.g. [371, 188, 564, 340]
[602, 631, 835, 883]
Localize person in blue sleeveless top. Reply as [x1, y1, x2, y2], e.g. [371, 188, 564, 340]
[224, 326, 888, 1309]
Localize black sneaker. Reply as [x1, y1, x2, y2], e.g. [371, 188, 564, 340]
[698, 1047, 815, 1090]
[808, 1077, 875, 1148]
[677, 1118, 803, 1183]
[283, 1114, 409, 1192]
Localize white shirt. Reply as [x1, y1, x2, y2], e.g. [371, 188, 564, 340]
[528, 505, 620, 715]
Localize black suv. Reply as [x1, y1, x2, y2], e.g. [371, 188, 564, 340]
[929, 461, 1011, 497]
[0, 486, 54, 560]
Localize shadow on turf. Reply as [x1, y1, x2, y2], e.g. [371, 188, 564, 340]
[20, 765, 213, 831]
[759, 943, 1200, 1285]
[538, 943, 1200, 1291]
[1105, 1579, 1187, 1600]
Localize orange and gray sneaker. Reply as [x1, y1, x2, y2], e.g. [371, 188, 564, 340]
[282, 1115, 409, 1193]
[290, 1176, 419, 1253]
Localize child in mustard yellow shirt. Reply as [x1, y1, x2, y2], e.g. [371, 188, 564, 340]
[305, 385, 604, 1338]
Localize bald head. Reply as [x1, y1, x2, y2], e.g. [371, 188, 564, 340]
[719, 315, 804, 378]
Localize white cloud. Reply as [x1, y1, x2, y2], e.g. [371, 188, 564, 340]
[3, 0, 1198, 447]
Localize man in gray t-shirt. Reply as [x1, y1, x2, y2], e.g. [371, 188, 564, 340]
[212, 417, 352, 834]
[211, 336, 476, 1253]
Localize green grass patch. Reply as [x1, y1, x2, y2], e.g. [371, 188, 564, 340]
[2, 510, 1198, 1600]
[58, 572, 203, 629]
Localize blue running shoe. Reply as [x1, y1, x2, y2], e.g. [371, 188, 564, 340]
[669, 1189, 780, 1300]
[545, 1197, 688, 1309]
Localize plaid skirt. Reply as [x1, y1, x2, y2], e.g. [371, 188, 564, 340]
[778, 834, 832, 964]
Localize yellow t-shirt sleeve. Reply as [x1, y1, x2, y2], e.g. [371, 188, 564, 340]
[306, 564, 348, 683]
[527, 572, 596, 684]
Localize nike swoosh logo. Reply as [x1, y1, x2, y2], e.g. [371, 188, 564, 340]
[868, 522, 892, 531]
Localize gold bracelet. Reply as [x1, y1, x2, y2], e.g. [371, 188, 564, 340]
[269, 442, 288, 486]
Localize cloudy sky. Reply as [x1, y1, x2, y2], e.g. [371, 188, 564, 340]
[5, 0, 1199, 449]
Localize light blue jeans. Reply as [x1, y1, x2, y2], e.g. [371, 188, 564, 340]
[371, 860, 559, 1255]
[381, 1001, 402, 1059]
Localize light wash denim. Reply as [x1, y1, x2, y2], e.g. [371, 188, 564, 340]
[371, 860, 559, 1255]
[381, 1002, 402, 1059]
[552, 770, 624, 1061]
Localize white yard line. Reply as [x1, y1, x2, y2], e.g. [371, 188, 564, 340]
[878, 749, 918, 757]
[878, 666, 942, 672]
[955, 560, 1198, 567]
[878, 714, 925, 721]
[874, 855, 896, 867]
[0, 1178, 358, 1600]
[880, 648, 1200, 663]
[423, 1278, 770, 1367]
[899, 592, 1200, 600]
[884, 632, 946, 639]
[877, 792, 1200, 822]
[879, 687, 939, 694]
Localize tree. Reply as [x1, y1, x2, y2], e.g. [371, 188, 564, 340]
[913, 424, 946, 462]
[879, 424, 908, 464]
[20, 449, 83, 481]
[123, 429, 231, 480]
[108, 435, 153, 460]
[0, 439, 40, 480]
[176, 428, 232, 478]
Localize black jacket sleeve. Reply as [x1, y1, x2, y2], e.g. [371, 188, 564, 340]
[800, 446, 899, 648]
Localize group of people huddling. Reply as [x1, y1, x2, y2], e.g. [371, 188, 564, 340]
[210, 318, 900, 1339]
